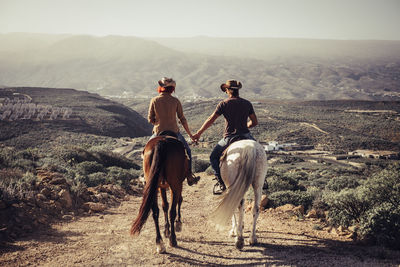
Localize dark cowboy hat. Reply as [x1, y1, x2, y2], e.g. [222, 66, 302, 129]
[220, 80, 242, 92]
[158, 77, 176, 88]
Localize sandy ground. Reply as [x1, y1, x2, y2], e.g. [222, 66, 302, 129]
[1, 172, 399, 267]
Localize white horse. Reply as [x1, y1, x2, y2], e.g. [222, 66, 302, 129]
[211, 139, 267, 250]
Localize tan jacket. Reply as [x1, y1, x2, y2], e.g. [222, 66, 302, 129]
[148, 93, 187, 135]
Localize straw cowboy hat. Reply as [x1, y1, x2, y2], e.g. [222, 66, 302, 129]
[158, 77, 176, 88]
[220, 80, 242, 92]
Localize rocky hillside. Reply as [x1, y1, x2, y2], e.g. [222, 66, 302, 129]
[0, 33, 399, 100]
[0, 87, 152, 149]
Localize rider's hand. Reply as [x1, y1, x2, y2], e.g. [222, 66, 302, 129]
[192, 132, 201, 141]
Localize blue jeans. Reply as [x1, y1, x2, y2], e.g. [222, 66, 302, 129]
[210, 133, 255, 179]
[150, 132, 192, 171]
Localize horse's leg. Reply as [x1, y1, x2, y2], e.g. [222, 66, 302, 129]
[175, 194, 182, 232]
[230, 213, 237, 237]
[235, 199, 245, 250]
[250, 185, 262, 245]
[169, 191, 179, 247]
[160, 188, 170, 238]
[151, 199, 165, 254]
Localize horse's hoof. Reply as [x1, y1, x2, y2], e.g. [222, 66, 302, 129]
[249, 237, 257, 246]
[156, 242, 166, 254]
[235, 237, 244, 250]
[170, 239, 178, 247]
[175, 221, 182, 232]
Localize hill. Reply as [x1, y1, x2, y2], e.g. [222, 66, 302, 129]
[118, 97, 400, 152]
[0, 87, 152, 149]
[0, 33, 399, 100]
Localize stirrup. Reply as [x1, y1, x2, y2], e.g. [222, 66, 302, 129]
[212, 178, 226, 195]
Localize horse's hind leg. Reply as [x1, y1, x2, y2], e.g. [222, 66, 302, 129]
[160, 188, 170, 238]
[175, 195, 182, 232]
[230, 213, 238, 237]
[151, 200, 166, 253]
[235, 199, 245, 250]
[169, 192, 179, 247]
[249, 185, 262, 245]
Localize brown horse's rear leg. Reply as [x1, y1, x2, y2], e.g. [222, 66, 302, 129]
[151, 200, 165, 253]
[160, 188, 170, 238]
[175, 195, 183, 232]
[169, 193, 178, 247]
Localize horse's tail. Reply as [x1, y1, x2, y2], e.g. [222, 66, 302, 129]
[130, 139, 167, 236]
[211, 142, 258, 225]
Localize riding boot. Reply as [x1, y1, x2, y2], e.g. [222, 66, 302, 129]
[187, 172, 200, 186]
[213, 175, 226, 195]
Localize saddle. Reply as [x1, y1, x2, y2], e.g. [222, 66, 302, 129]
[219, 135, 249, 163]
[158, 130, 178, 138]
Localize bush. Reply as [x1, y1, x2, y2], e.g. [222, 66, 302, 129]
[361, 164, 400, 207]
[85, 172, 107, 187]
[93, 151, 140, 169]
[266, 174, 304, 193]
[205, 165, 214, 176]
[326, 175, 360, 192]
[0, 169, 36, 201]
[358, 203, 400, 250]
[322, 163, 400, 249]
[268, 190, 314, 210]
[75, 161, 105, 175]
[106, 167, 139, 190]
[193, 158, 210, 173]
[322, 189, 370, 227]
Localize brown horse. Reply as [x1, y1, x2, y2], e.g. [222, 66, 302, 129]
[130, 135, 188, 253]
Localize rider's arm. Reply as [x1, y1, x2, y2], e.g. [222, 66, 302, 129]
[181, 120, 194, 139]
[148, 101, 156, 125]
[247, 113, 258, 128]
[195, 112, 220, 137]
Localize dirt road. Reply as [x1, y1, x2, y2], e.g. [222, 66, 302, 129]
[1, 172, 399, 266]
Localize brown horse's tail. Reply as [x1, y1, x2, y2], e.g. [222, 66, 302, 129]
[130, 139, 168, 236]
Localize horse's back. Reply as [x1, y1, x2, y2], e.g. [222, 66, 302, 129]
[222, 139, 267, 186]
[143, 136, 187, 186]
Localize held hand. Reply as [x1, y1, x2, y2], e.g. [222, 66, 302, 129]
[192, 132, 201, 141]
[189, 134, 198, 145]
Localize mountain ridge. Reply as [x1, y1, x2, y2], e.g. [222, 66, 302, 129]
[0, 33, 399, 100]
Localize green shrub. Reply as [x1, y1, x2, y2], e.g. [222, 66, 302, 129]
[323, 189, 370, 227]
[361, 164, 400, 207]
[322, 163, 400, 249]
[358, 203, 400, 250]
[106, 167, 138, 190]
[0, 169, 36, 201]
[268, 190, 314, 210]
[75, 161, 105, 175]
[193, 158, 210, 173]
[326, 175, 360, 192]
[205, 165, 214, 176]
[85, 172, 107, 187]
[266, 174, 303, 193]
[93, 151, 140, 169]
[60, 147, 97, 165]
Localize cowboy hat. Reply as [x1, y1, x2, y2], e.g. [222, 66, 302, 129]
[158, 77, 176, 88]
[220, 80, 242, 92]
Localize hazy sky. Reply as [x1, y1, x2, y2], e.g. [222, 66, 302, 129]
[1, 0, 399, 40]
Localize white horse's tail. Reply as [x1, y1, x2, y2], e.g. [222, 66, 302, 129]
[211, 142, 258, 226]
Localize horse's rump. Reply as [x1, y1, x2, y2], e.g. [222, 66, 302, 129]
[131, 136, 187, 235]
[212, 139, 267, 225]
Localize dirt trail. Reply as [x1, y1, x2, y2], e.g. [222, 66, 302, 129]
[1, 172, 399, 266]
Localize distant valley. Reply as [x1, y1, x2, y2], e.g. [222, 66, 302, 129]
[0, 33, 399, 100]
